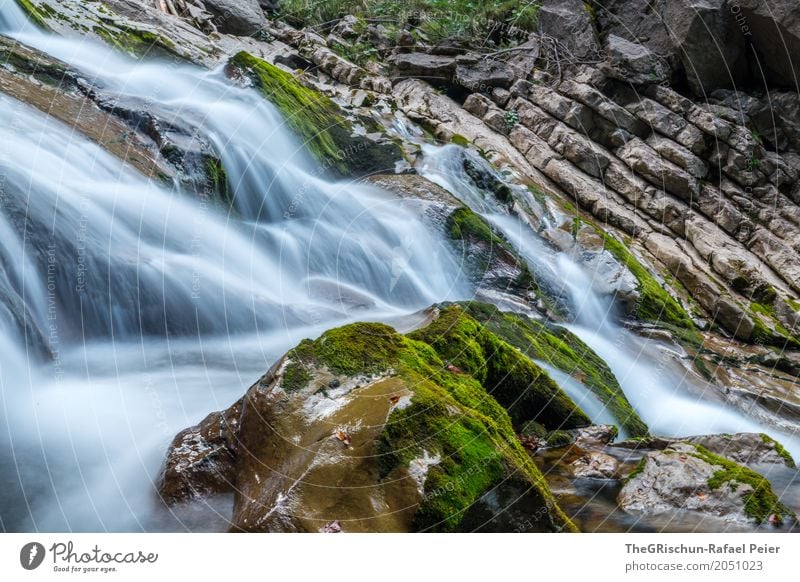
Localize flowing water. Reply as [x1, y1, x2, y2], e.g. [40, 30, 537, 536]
[419, 145, 800, 454]
[0, 1, 797, 532]
[0, 5, 467, 531]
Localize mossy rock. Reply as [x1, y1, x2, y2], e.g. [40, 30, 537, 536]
[408, 305, 591, 430]
[227, 52, 403, 177]
[446, 208, 556, 305]
[13, 0, 50, 28]
[279, 311, 580, 532]
[599, 231, 700, 344]
[459, 301, 649, 437]
[91, 24, 181, 61]
[689, 444, 796, 525]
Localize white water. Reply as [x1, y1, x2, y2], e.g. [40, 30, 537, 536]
[420, 145, 800, 458]
[0, 8, 468, 531]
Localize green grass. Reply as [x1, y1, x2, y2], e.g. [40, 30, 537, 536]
[278, 0, 542, 46]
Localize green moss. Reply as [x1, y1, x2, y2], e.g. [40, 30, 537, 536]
[545, 430, 574, 448]
[759, 434, 796, 468]
[624, 456, 647, 483]
[409, 305, 591, 430]
[451, 134, 470, 148]
[460, 301, 648, 437]
[689, 444, 795, 525]
[14, 0, 48, 28]
[228, 52, 401, 177]
[282, 310, 578, 532]
[204, 157, 233, 208]
[91, 24, 180, 60]
[281, 360, 313, 392]
[749, 302, 800, 348]
[447, 207, 510, 252]
[600, 231, 699, 341]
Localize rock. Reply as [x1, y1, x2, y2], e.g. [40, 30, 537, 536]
[571, 452, 620, 479]
[536, 0, 599, 61]
[202, 0, 266, 36]
[613, 432, 796, 468]
[160, 308, 584, 532]
[159, 400, 242, 503]
[574, 425, 619, 446]
[736, 0, 800, 89]
[619, 443, 795, 525]
[596, 0, 678, 69]
[331, 15, 359, 40]
[664, 0, 748, 94]
[454, 58, 515, 91]
[602, 34, 669, 85]
[388, 53, 456, 83]
[616, 138, 700, 200]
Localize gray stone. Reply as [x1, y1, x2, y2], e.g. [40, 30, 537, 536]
[603, 34, 669, 85]
[202, 0, 266, 36]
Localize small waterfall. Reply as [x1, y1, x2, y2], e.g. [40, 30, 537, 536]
[420, 145, 800, 458]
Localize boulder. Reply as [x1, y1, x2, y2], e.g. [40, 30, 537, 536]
[619, 443, 795, 525]
[596, 0, 678, 68]
[602, 34, 669, 85]
[537, 0, 600, 60]
[571, 452, 620, 479]
[202, 0, 266, 36]
[737, 0, 800, 89]
[388, 53, 456, 83]
[663, 0, 748, 94]
[159, 307, 585, 532]
[613, 432, 796, 468]
[454, 58, 515, 91]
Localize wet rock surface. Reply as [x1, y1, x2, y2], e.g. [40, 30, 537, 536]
[618, 443, 796, 526]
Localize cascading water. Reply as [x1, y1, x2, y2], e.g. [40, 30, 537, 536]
[0, 7, 469, 531]
[420, 144, 800, 457]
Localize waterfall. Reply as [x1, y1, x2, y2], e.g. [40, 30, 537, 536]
[0, 0, 31, 33]
[419, 145, 800, 457]
[0, 7, 468, 531]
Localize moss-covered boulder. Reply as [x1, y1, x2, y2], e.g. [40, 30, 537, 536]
[458, 301, 648, 437]
[226, 51, 403, 177]
[619, 442, 796, 526]
[159, 310, 585, 532]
